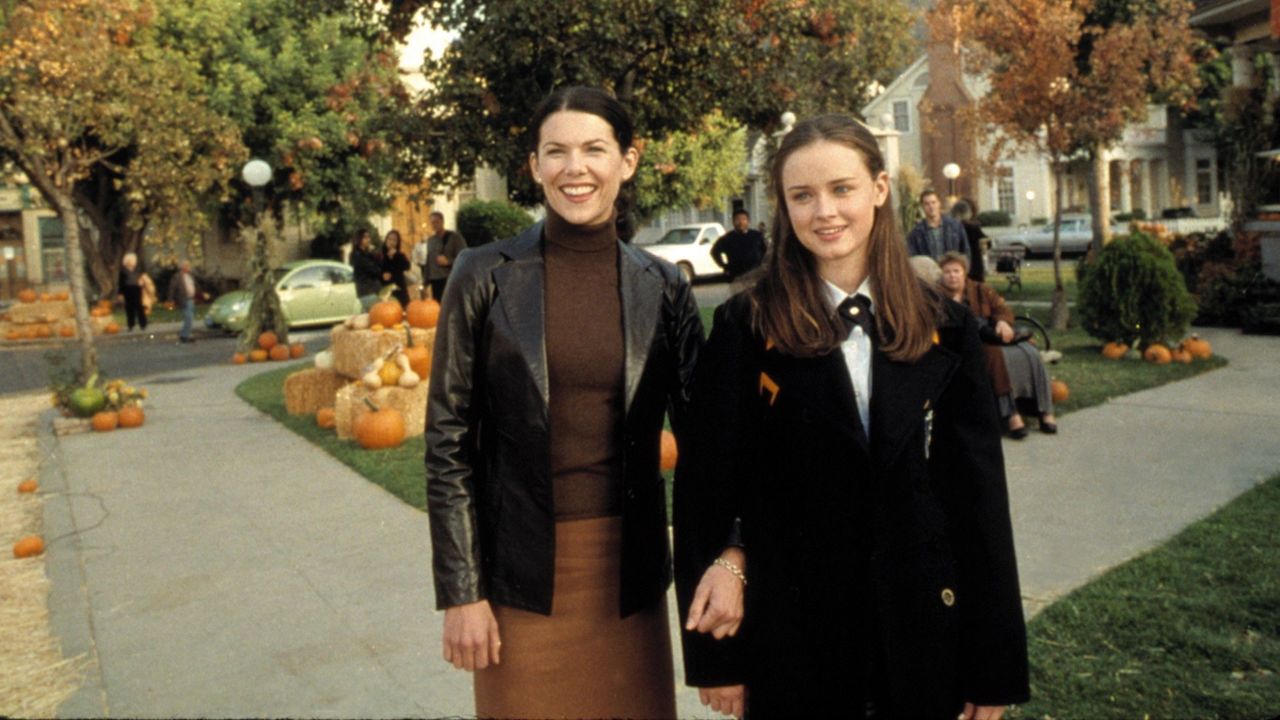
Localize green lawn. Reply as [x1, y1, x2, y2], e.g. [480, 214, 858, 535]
[995, 263, 1081, 304]
[1010, 473, 1280, 719]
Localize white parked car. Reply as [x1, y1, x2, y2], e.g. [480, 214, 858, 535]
[639, 223, 728, 282]
[993, 215, 1120, 257]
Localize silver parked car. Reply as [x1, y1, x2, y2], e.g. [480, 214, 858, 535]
[993, 216, 1119, 257]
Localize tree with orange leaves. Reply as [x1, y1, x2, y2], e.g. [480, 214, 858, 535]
[935, 0, 1202, 329]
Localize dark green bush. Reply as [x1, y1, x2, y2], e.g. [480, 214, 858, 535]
[1196, 266, 1280, 327]
[1078, 231, 1197, 347]
[976, 210, 1011, 227]
[1113, 209, 1147, 222]
[457, 200, 534, 247]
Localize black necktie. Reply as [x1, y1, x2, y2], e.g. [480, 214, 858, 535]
[837, 295, 876, 341]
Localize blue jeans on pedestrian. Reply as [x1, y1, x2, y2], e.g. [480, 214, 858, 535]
[180, 299, 194, 340]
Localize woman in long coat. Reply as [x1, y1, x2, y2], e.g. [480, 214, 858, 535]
[676, 115, 1029, 720]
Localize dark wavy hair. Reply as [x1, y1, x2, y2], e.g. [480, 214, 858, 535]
[527, 86, 637, 242]
[749, 114, 940, 362]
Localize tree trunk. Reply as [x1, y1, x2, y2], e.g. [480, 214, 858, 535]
[1050, 161, 1070, 331]
[1087, 145, 1112, 249]
[53, 193, 99, 378]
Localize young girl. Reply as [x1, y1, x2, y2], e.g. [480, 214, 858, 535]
[426, 86, 704, 719]
[676, 114, 1029, 720]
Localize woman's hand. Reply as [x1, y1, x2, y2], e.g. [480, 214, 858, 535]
[698, 685, 746, 719]
[442, 600, 501, 671]
[684, 547, 745, 639]
[959, 703, 1006, 720]
[436, 254, 451, 267]
[994, 319, 1015, 343]
[382, 272, 392, 281]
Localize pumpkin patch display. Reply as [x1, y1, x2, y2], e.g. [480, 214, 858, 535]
[91, 410, 119, 432]
[17, 288, 37, 303]
[118, 405, 145, 428]
[13, 536, 44, 559]
[334, 381, 429, 440]
[660, 430, 678, 471]
[354, 398, 406, 450]
[1181, 334, 1212, 359]
[1050, 379, 1070, 403]
[1142, 343, 1172, 364]
[1101, 341, 1128, 360]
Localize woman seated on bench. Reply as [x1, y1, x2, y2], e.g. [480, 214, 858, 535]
[938, 251, 1059, 439]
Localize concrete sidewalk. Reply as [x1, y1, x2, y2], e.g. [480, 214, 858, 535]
[38, 326, 1280, 717]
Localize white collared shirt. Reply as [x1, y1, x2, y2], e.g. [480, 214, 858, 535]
[823, 278, 874, 436]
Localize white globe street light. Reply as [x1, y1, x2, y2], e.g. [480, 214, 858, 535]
[1025, 190, 1036, 224]
[943, 162, 961, 200]
[242, 159, 272, 188]
[780, 111, 797, 133]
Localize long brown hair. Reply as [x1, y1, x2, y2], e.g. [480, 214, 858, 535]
[749, 114, 940, 362]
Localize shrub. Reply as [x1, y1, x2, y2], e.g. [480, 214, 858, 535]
[1078, 231, 1197, 347]
[976, 210, 1012, 227]
[456, 200, 534, 247]
[1113, 208, 1147, 222]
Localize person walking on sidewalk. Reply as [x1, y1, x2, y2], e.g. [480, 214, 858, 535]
[711, 209, 767, 290]
[426, 86, 704, 720]
[413, 211, 467, 301]
[907, 189, 971, 262]
[167, 260, 198, 343]
[676, 114, 1028, 720]
[117, 252, 150, 332]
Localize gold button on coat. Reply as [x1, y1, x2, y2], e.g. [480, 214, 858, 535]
[941, 588, 956, 607]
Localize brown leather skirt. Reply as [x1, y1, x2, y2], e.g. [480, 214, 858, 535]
[474, 516, 676, 720]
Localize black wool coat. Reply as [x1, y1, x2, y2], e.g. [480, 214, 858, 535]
[675, 293, 1029, 719]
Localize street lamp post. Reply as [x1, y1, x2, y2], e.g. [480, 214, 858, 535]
[943, 163, 961, 204]
[1025, 190, 1036, 225]
[239, 159, 285, 351]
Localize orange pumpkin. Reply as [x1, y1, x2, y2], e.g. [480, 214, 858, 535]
[5, 330, 20, 341]
[289, 342, 305, 359]
[269, 344, 291, 361]
[17, 478, 38, 493]
[91, 410, 119, 432]
[1182, 334, 1212, 359]
[249, 348, 269, 362]
[368, 298, 404, 328]
[258, 330, 279, 351]
[659, 430, 678, 471]
[1050, 379, 1069, 403]
[403, 326, 431, 378]
[354, 398, 405, 450]
[59, 325, 74, 337]
[25, 327, 40, 339]
[104, 321, 121, 334]
[16, 288, 37, 303]
[406, 297, 440, 329]
[316, 407, 336, 429]
[1170, 346, 1193, 364]
[1142, 343, 1172, 364]
[1101, 341, 1128, 360]
[35, 324, 52, 338]
[118, 405, 145, 428]
[231, 352, 247, 364]
[13, 535, 44, 559]
[90, 306, 110, 318]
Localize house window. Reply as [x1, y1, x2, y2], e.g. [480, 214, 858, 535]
[996, 166, 1016, 215]
[38, 216, 67, 283]
[1195, 158, 1213, 205]
[892, 101, 910, 133]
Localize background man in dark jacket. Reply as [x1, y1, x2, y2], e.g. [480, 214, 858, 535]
[711, 209, 766, 286]
[907, 189, 970, 261]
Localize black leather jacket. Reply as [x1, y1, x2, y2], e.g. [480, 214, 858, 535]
[425, 222, 703, 617]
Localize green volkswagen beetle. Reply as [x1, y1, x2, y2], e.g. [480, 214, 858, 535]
[205, 259, 363, 332]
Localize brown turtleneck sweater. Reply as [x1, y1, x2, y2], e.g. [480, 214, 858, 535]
[544, 209, 625, 520]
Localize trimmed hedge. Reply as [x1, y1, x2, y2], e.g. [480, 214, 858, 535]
[457, 200, 534, 247]
[976, 210, 1012, 227]
[1078, 231, 1197, 347]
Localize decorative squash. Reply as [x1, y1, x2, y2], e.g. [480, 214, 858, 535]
[314, 350, 334, 370]
[1142, 343, 1172, 364]
[348, 313, 371, 330]
[258, 330, 279, 351]
[1101, 341, 1128, 360]
[118, 405, 145, 428]
[269, 344, 291, 361]
[316, 407, 336, 429]
[249, 348, 269, 362]
[660, 430, 678, 471]
[377, 356, 403, 386]
[1170, 346, 1193, 364]
[16, 288, 37, 303]
[354, 398, 405, 450]
[402, 325, 431, 378]
[13, 536, 44, 559]
[289, 342, 305, 359]
[231, 352, 247, 364]
[368, 298, 404, 328]
[104, 322, 121, 335]
[1050, 379, 1069, 403]
[69, 373, 106, 417]
[395, 353, 420, 388]
[91, 410, 119, 432]
[1182, 334, 1212, 359]
[17, 479, 38, 494]
[406, 297, 440, 329]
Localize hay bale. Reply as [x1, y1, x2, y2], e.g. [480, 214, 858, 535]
[334, 380, 429, 440]
[330, 325, 435, 379]
[7, 301, 73, 325]
[283, 367, 348, 415]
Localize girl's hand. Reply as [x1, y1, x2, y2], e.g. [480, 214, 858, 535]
[684, 547, 745, 639]
[442, 600, 501, 671]
[698, 685, 746, 719]
[959, 703, 1006, 720]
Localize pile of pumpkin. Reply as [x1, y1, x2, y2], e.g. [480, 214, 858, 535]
[2, 289, 111, 341]
[285, 293, 440, 451]
[12, 477, 45, 559]
[1100, 333, 1213, 364]
[231, 330, 306, 363]
[51, 372, 148, 431]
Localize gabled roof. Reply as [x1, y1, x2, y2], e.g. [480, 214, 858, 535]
[862, 54, 928, 116]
